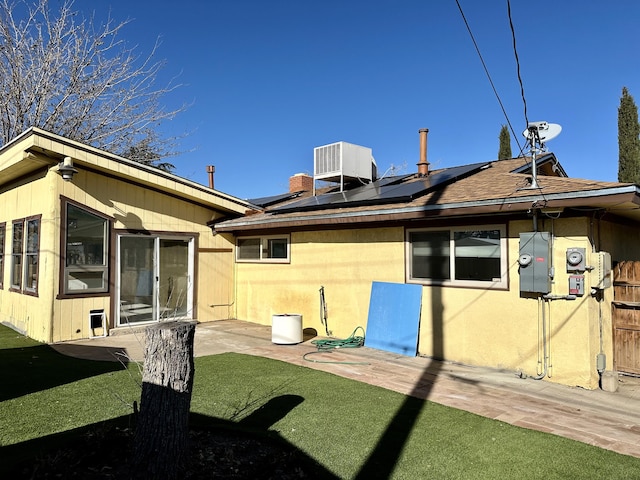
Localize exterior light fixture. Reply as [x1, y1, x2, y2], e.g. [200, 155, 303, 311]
[57, 156, 78, 181]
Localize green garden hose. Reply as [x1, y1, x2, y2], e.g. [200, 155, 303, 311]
[303, 326, 369, 364]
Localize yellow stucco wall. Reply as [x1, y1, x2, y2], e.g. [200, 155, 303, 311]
[51, 168, 236, 342]
[420, 217, 606, 389]
[235, 228, 405, 339]
[0, 171, 57, 342]
[234, 218, 616, 389]
[199, 233, 236, 321]
[0, 133, 238, 343]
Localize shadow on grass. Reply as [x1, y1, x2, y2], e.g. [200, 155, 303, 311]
[0, 413, 136, 476]
[355, 177, 447, 478]
[0, 343, 125, 401]
[354, 359, 442, 479]
[1, 399, 339, 479]
[239, 394, 305, 430]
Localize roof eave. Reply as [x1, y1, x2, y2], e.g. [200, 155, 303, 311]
[214, 185, 640, 233]
[2, 127, 257, 215]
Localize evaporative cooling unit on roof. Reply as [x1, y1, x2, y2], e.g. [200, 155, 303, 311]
[313, 141, 377, 193]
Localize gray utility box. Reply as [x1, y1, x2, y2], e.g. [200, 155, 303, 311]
[519, 232, 552, 294]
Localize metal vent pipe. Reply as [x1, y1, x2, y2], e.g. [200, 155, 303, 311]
[417, 128, 430, 177]
[206, 165, 215, 189]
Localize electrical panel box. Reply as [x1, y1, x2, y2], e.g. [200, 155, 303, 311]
[569, 275, 585, 296]
[592, 251, 612, 289]
[519, 232, 552, 294]
[566, 247, 586, 272]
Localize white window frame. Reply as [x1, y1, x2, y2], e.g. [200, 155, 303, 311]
[236, 235, 290, 263]
[406, 224, 508, 289]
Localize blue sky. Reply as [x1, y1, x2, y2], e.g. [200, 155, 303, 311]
[85, 1, 640, 200]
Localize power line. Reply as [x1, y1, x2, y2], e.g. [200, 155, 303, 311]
[507, 0, 529, 131]
[454, 0, 524, 155]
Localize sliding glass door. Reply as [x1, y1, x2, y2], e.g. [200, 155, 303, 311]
[117, 235, 193, 326]
[159, 238, 190, 318]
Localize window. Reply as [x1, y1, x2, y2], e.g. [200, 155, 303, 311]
[407, 225, 507, 288]
[64, 203, 109, 294]
[0, 222, 5, 289]
[236, 235, 289, 263]
[25, 218, 40, 293]
[11, 216, 41, 294]
[11, 220, 23, 290]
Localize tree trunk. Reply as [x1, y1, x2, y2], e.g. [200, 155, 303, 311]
[133, 320, 196, 479]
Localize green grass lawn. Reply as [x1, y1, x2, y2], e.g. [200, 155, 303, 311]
[2, 323, 640, 479]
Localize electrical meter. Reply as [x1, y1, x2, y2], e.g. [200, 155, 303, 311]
[566, 247, 586, 272]
[518, 253, 533, 266]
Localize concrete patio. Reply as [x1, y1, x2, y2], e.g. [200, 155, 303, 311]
[52, 319, 640, 459]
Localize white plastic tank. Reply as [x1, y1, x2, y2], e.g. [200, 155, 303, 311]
[271, 314, 303, 344]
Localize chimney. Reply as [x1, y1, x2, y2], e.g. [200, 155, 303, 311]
[206, 165, 215, 189]
[417, 128, 430, 177]
[289, 173, 313, 193]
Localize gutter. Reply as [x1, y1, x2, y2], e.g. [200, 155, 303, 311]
[215, 185, 640, 232]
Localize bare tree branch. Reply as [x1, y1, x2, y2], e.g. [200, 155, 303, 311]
[0, 0, 187, 170]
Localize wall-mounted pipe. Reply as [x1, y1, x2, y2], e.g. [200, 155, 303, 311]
[543, 294, 576, 301]
[532, 297, 549, 380]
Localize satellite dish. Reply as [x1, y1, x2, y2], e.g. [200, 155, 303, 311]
[522, 121, 562, 144]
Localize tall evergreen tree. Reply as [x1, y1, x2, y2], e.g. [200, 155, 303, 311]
[498, 125, 512, 160]
[618, 87, 640, 183]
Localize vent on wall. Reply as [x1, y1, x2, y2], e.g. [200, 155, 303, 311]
[313, 141, 376, 193]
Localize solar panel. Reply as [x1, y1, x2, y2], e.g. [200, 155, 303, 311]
[269, 176, 408, 212]
[270, 193, 337, 210]
[248, 192, 302, 207]
[269, 163, 488, 213]
[375, 162, 488, 201]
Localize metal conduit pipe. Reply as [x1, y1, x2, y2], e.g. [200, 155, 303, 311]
[532, 297, 548, 380]
[543, 294, 577, 301]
